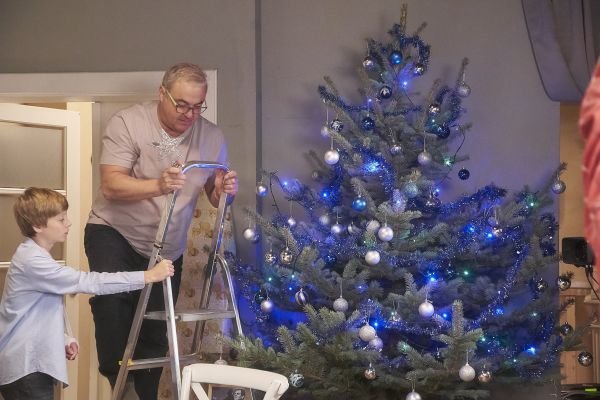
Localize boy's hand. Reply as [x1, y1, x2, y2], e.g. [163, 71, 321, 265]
[65, 340, 79, 360]
[144, 259, 175, 283]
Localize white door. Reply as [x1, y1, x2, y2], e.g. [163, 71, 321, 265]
[0, 103, 81, 400]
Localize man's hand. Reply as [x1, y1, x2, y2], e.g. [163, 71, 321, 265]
[216, 170, 239, 196]
[159, 166, 186, 194]
[144, 259, 175, 283]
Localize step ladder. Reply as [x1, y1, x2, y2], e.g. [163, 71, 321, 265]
[112, 161, 244, 400]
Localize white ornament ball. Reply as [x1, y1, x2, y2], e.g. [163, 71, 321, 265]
[324, 149, 340, 165]
[287, 216, 297, 228]
[256, 183, 268, 197]
[365, 250, 381, 265]
[366, 219, 380, 233]
[368, 336, 383, 351]
[457, 82, 471, 97]
[347, 223, 360, 235]
[319, 214, 331, 226]
[260, 298, 274, 313]
[331, 223, 343, 235]
[418, 300, 434, 318]
[459, 363, 476, 382]
[243, 227, 259, 243]
[359, 324, 377, 342]
[406, 390, 422, 400]
[333, 296, 349, 312]
[417, 151, 432, 166]
[377, 225, 394, 242]
[320, 125, 330, 138]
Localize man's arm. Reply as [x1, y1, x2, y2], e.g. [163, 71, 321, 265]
[101, 164, 186, 201]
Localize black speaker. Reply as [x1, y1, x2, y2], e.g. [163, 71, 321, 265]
[562, 237, 595, 266]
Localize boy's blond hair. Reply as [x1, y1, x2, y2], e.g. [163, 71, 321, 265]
[13, 188, 69, 238]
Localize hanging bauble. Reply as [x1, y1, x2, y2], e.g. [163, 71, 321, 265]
[320, 125, 330, 138]
[413, 63, 426, 76]
[365, 250, 381, 265]
[331, 223, 343, 235]
[389, 51, 403, 65]
[359, 323, 377, 341]
[552, 180, 566, 194]
[323, 253, 337, 266]
[424, 195, 441, 212]
[578, 351, 593, 367]
[434, 349, 444, 361]
[379, 85, 392, 99]
[535, 278, 548, 293]
[214, 357, 228, 365]
[289, 371, 305, 387]
[459, 362, 476, 382]
[491, 226, 503, 238]
[458, 168, 470, 180]
[287, 216, 297, 229]
[364, 364, 377, 380]
[264, 251, 277, 265]
[366, 219, 380, 233]
[406, 390, 422, 400]
[333, 296, 349, 312]
[368, 336, 383, 351]
[254, 290, 268, 305]
[362, 55, 377, 70]
[347, 223, 360, 235]
[260, 298, 274, 313]
[417, 151, 432, 166]
[361, 116, 375, 131]
[557, 274, 571, 291]
[404, 182, 419, 198]
[243, 227, 260, 243]
[324, 149, 340, 165]
[478, 368, 492, 383]
[352, 197, 367, 211]
[427, 103, 441, 116]
[330, 118, 344, 132]
[418, 300, 434, 318]
[389, 309, 401, 323]
[377, 225, 394, 242]
[319, 214, 331, 226]
[560, 323, 574, 336]
[435, 125, 450, 139]
[256, 183, 269, 197]
[295, 288, 309, 306]
[390, 143, 403, 156]
[457, 82, 471, 98]
[279, 248, 294, 265]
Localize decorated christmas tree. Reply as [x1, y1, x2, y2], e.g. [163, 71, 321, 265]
[228, 6, 580, 400]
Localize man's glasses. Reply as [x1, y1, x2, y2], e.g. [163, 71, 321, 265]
[163, 86, 207, 115]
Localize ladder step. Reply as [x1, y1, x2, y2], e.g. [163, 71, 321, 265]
[120, 354, 202, 370]
[144, 309, 236, 322]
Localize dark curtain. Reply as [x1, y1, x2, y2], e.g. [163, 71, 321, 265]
[522, 0, 600, 102]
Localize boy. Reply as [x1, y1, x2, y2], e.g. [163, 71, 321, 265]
[0, 188, 174, 400]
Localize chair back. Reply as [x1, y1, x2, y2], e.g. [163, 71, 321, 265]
[180, 363, 290, 400]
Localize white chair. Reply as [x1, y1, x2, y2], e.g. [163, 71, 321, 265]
[180, 363, 290, 400]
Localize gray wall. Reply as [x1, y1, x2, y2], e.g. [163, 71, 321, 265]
[0, 2, 559, 395]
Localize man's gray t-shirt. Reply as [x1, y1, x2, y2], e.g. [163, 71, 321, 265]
[88, 102, 227, 260]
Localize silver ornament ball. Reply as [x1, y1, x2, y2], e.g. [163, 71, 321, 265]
[279, 248, 294, 265]
[366, 219, 380, 233]
[377, 225, 394, 242]
[358, 324, 377, 342]
[324, 149, 340, 165]
[320, 125, 330, 138]
[390, 144, 403, 156]
[289, 372, 304, 388]
[364, 365, 376, 380]
[368, 336, 383, 351]
[319, 214, 331, 226]
[214, 358, 228, 365]
[406, 390, 422, 400]
[264, 251, 277, 265]
[552, 180, 566, 194]
[417, 151, 432, 166]
[331, 223, 343, 235]
[333, 296, 349, 312]
[459, 363, 476, 382]
[256, 183, 269, 197]
[457, 82, 471, 97]
[365, 250, 381, 265]
[478, 369, 492, 383]
[287, 216, 297, 228]
[418, 301, 434, 318]
[578, 351, 593, 367]
[295, 288, 309, 306]
[243, 227, 256, 241]
[260, 298, 274, 313]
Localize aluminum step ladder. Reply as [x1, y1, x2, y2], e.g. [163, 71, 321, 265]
[112, 161, 244, 400]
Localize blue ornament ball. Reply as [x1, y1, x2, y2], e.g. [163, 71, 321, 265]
[404, 182, 419, 198]
[389, 51, 403, 65]
[361, 116, 375, 131]
[379, 85, 392, 99]
[458, 168, 470, 180]
[352, 197, 367, 211]
[436, 125, 450, 139]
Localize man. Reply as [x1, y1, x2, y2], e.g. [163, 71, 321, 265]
[84, 63, 238, 400]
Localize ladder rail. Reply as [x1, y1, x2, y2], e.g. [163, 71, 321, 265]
[112, 161, 232, 400]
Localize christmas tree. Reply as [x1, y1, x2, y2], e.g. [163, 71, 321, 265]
[229, 7, 578, 400]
